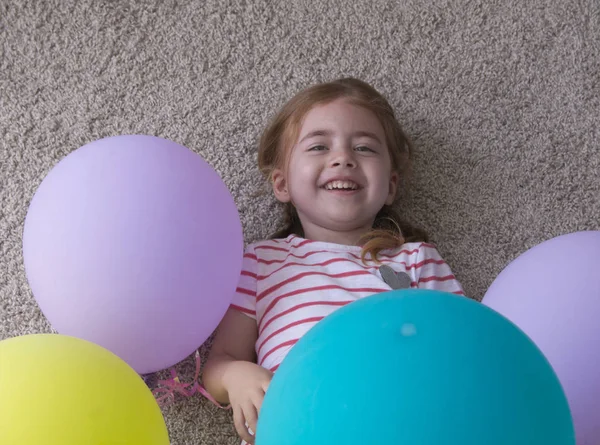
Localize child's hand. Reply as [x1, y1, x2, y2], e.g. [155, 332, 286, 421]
[222, 361, 273, 444]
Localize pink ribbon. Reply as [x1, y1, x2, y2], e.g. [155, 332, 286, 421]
[150, 350, 231, 410]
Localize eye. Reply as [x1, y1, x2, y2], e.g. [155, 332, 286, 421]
[355, 145, 375, 153]
[308, 145, 328, 152]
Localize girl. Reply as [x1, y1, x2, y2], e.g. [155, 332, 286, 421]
[202, 78, 464, 444]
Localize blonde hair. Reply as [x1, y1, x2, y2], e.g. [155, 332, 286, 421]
[258, 77, 428, 263]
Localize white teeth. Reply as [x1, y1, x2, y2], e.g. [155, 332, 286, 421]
[324, 180, 358, 190]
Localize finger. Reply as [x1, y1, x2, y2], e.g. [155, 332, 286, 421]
[243, 401, 259, 438]
[253, 390, 265, 414]
[261, 381, 270, 393]
[261, 374, 273, 393]
[233, 406, 254, 444]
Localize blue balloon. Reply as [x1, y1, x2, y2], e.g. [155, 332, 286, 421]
[256, 290, 574, 445]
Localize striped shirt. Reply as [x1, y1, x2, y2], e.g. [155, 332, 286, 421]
[230, 234, 464, 373]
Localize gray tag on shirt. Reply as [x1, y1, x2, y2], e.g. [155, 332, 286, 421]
[379, 265, 412, 290]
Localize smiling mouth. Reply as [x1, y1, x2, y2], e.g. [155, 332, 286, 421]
[322, 180, 361, 191]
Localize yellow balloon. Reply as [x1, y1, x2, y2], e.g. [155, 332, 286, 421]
[0, 334, 170, 445]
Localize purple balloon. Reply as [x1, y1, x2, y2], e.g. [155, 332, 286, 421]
[23, 135, 243, 374]
[483, 231, 600, 445]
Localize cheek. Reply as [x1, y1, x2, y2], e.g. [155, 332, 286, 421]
[286, 167, 309, 195]
[366, 162, 389, 181]
[368, 165, 394, 195]
[291, 158, 320, 182]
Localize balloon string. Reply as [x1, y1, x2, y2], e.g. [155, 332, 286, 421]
[150, 350, 231, 410]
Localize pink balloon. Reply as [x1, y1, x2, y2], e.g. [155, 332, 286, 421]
[23, 135, 243, 374]
[483, 231, 600, 445]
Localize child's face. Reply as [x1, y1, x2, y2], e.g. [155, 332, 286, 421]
[271, 98, 398, 240]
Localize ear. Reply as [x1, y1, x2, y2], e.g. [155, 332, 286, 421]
[271, 168, 291, 203]
[385, 171, 399, 205]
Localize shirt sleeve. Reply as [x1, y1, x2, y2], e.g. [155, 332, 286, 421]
[414, 243, 464, 295]
[229, 244, 258, 319]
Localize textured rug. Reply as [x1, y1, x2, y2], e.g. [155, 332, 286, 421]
[1, 0, 599, 443]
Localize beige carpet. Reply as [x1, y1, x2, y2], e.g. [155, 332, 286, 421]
[1, 0, 599, 443]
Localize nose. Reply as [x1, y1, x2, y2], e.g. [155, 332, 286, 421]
[329, 149, 357, 169]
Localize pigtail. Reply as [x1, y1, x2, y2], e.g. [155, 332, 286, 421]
[359, 205, 429, 264]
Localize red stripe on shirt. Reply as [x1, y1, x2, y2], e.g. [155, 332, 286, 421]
[377, 247, 420, 258]
[260, 285, 387, 330]
[255, 245, 294, 253]
[407, 258, 446, 269]
[254, 246, 421, 265]
[236, 286, 256, 297]
[419, 274, 457, 283]
[259, 300, 352, 336]
[258, 256, 445, 281]
[257, 316, 324, 354]
[258, 257, 374, 280]
[255, 249, 332, 265]
[260, 339, 299, 365]
[241, 270, 257, 279]
[257, 269, 372, 302]
[292, 238, 315, 248]
[230, 304, 256, 316]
